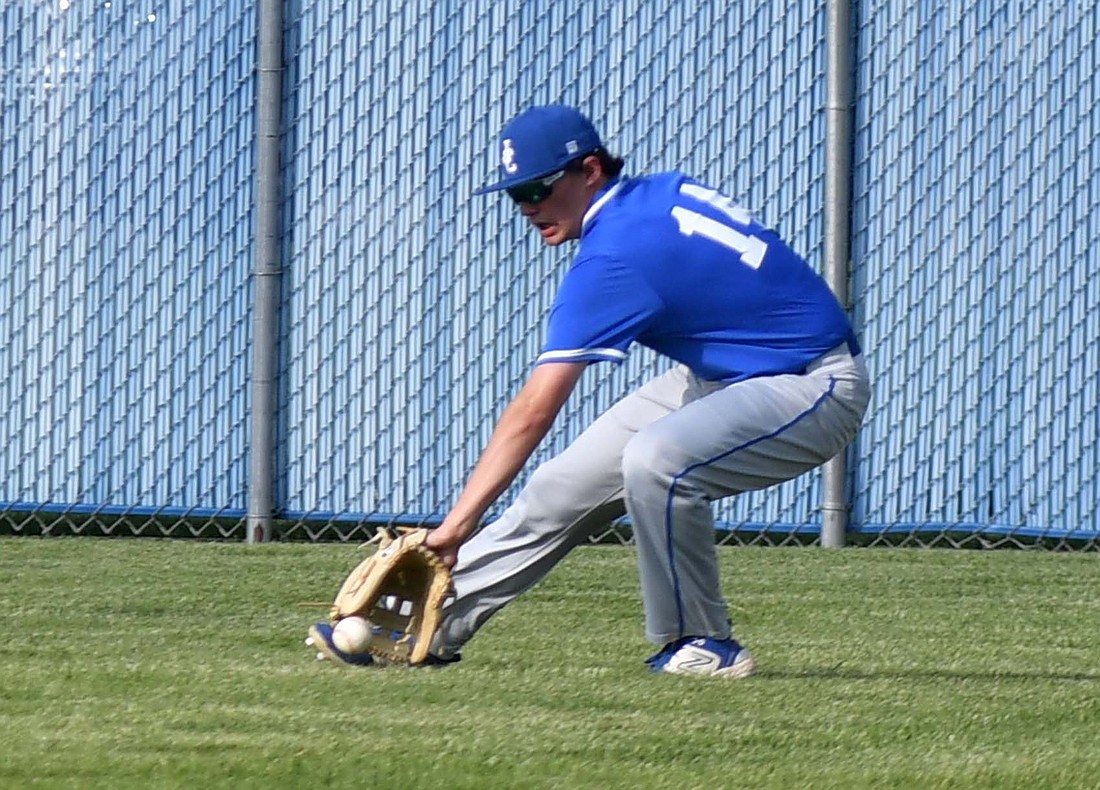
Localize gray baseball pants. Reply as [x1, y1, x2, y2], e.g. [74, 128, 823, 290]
[432, 344, 870, 657]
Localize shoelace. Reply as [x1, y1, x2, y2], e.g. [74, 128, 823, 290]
[644, 636, 694, 666]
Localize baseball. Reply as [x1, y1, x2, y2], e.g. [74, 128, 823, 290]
[331, 616, 372, 654]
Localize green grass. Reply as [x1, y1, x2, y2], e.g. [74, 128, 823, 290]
[1, 538, 1098, 789]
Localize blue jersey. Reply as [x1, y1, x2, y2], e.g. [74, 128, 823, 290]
[537, 173, 860, 382]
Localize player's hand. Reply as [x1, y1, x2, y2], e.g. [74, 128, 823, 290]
[424, 526, 462, 569]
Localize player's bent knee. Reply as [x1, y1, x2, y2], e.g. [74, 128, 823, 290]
[621, 430, 681, 487]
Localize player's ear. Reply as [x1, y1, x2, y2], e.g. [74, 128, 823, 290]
[582, 154, 604, 187]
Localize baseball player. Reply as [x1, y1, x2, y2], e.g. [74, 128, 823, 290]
[317, 105, 870, 676]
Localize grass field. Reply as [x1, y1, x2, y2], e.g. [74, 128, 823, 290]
[1, 537, 1098, 789]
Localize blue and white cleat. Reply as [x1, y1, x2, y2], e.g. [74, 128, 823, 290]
[646, 637, 756, 679]
[305, 622, 376, 667]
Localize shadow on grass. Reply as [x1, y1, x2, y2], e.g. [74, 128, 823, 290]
[761, 666, 1100, 683]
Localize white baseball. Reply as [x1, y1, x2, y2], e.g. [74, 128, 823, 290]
[331, 616, 372, 654]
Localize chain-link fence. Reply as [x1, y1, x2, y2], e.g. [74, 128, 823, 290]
[852, 0, 1099, 548]
[1, 0, 254, 538]
[2, 0, 1097, 547]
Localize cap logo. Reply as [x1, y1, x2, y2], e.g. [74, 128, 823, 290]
[566, 140, 579, 154]
[501, 139, 518, 174]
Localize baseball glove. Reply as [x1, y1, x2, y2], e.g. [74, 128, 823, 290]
[327, 527, 453, 664]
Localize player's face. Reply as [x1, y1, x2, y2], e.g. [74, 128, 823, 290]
[512, 157, 604, 246]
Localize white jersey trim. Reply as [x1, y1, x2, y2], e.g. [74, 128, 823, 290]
[537, 347, 627, 364]
[582, 181, 625, 229]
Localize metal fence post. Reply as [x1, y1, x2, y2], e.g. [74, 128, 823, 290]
[822, 0, 855, 548]
[248, 0, 285, 543]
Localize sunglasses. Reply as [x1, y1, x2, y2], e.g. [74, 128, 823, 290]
[506, 170, 566, 205]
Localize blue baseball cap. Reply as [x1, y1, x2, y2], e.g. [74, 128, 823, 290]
[473, 105, 604, 195]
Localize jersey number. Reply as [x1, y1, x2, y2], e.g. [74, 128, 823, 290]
[671, 184, 767, 269]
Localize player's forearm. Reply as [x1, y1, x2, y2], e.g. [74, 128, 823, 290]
[434, 362, 586, 547]
[437, 400, 555, 541]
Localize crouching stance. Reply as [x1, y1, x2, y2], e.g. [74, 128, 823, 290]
[310, 106, 870, 677]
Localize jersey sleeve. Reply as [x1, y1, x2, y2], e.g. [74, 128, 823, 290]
[537, 253, 662, 365]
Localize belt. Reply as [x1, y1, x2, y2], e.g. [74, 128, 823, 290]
[805, 341, 860, 374]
